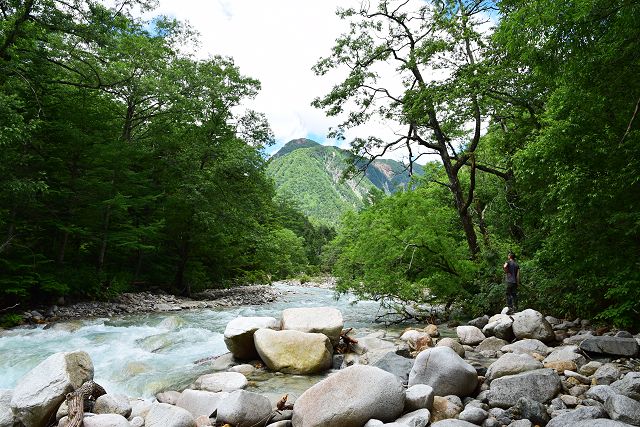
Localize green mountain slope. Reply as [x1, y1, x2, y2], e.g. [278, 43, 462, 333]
[267, 139, 422, 226]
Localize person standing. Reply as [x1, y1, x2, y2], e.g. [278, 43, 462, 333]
[503, 251, 520, 314]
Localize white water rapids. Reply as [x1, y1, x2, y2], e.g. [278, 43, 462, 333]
[0, 284, 398, 398]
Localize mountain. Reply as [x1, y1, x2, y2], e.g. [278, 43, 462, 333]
[266, 139, 422, 226]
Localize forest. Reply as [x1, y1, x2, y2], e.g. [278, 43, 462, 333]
[1, 0, 639, 329]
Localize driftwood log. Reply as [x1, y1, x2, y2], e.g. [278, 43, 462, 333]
[65, 380, 106, 427]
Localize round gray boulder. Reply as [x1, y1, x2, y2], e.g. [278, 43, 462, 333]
[511, 309, 555, 342]
[94, 394, 132, 418]
[486, 353, 544, 382]
[292, 365, 405, 427]
[488, 368, 561, 408]
[456, 326, 486, 346]
[145, 403, 196, 427]
[604, 394, 640, 425]
[408, 347, 478, 397]
[216, 390, 273, 427]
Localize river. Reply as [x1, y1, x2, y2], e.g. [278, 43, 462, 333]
[0, 283, 410, 399]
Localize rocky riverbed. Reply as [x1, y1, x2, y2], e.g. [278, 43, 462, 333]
[2, 302, 640, 427]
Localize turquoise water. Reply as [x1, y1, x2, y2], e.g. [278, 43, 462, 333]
[0, 284, 397, 398]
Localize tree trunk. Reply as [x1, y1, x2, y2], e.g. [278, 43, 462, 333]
[57, 230, 69, 264]
[66, 381, 106, 427]
[97, 206, 111, 273]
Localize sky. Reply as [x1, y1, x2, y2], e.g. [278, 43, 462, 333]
[144, 0, 409, 158]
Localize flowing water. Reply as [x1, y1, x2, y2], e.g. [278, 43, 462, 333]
[0, 284, 412, 399]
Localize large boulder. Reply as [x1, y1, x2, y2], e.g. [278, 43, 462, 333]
[405, 384, 435, 412]
[194, 372, 247, 392]
[216, 390, 272, 427]
[488, 368, 562, 408]
[456, 326, 486, 346]
[373, 352, 414, 382]
[612, 372, 640, 400]
[0, 390, 15, 427]
[475, 337, 509, 354]
[543, 345, 587, 369]
[567, 420, 638, 427]
[175, 389, 228, 419]
[93, 394, 131, 418]
[223, 316, 279, 360]
[408, 347, 478, 397]
[145, 403, 195, 427]
[482, 315, 514, 341]
[511, 309, 555, 342]
[435, 338, 465, 357]
[254, 328, 332, 374]
[485, 353, 544, 382]
[546, 406, 607, 427]
[579, 336, 639, 358]
[401, 330, 434, 352]
[10, 351, 93, 427]
[604, 394, 640, 426]
[501, 339, 551, 356]
[281, 307, 343, 344]
[292, 365, 405, 427]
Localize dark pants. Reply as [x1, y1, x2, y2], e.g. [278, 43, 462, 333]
[506, 282, 518, 311]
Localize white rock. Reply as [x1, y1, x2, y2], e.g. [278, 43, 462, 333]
[216, 390, 272, 427]
[511, 309, 555, 342]
[405, 384, 435, 412]
[501, 339, 551, 356]
[223, 316, 279, 360]
[83, 414, 131, 427]
[486, 353, 544, 382]
[408, 347, 478, 397]
[10, 351, 93, 427]
[456, 326, 486, 345]
[292, 365, 405, 426]
[394, 408, 431, 427]
[281, 307, 343, 344]
[145, 403, 196, 427]
[176, 389, 228, 419]
[0, 390, 15, 427]
[194, 372, 247, 392]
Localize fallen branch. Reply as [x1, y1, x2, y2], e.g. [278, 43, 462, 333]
[66, 380, 106, 427]
[0, 303, 19, 312]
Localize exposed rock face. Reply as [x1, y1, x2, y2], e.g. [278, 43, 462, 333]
[223, 316, 280, 360]
[10, 351, 93, 427]
[292, 365, 405, 427]
[280, 307, 343, 344]
[254, 328, 332, 374]
[145, 403, 196, 427]
[485, 353, 544, 382]
[488, 368, 562, 408]
[408, 347, 478, 397]
[216, 390, 272, 427]
[511, 309, 555, 343]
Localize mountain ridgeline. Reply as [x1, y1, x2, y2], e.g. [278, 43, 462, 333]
[267, 139, 422, 226]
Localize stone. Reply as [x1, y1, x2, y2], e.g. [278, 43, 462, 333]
[546, 406, 606, 427]
[268, 422, 292, 427]
[194, 415, 212, 427]
[489, 368, 562, 408]
[175, 389, 228, 419]
[500, 338, 551, 356]
[483, 315, 514, 341]
[458, 406, 488, 424]
[93, 394, 131, 418]
[194, 372, 247, 392]
[565, 370, 590, 385]
[543, 345, 587, 369]
[456, 326, 486, 345]
[468, 315, 490, 329]
[292, 365, 405, 427]
[425, 324, 440, 337]
[401, 330, 434, 352]
[373, 352, 413, 383]
[408, 346, 478, 397]
[364, 420, 384, 427]
[223, 316, 279, 360]
[216, 390, 272, 427]
[281, 307, 343, 344]
[10, 351, 93, 427]
[430, 396, 463, 423]
[544, 360, 577, 373]
[580, 361, 603, 376]
[83, 414, 130, 427]
[394, 409, 431, 427]
[254, 328, 332, 374]
[129, 398, 153, 419]
[560, 394, 579, 406]
[579, 336, 640, 357]
[476, 337, 509, 354]
[511, 397, 550, 426]
[435, 337, 465, 357]
[485, 353, 543, 382]
[405, 384, 435, 412]
[511, 309, 555, 342]
[228, 364, 255, 375]
[430, 419, 476, 426]
[612, 372, 640, 400]
[508, 421, 532, 427]
[594, 363, 624, 385]
[0, 390, 16, 427]
[604, 394, 640, 425]
[567, 420, 638, 427]
[145, 403, 196, 427]
[156, 390, 182, 404]
[130, 416, 145, 427]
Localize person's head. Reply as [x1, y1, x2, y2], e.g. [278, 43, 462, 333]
[508, 251, 516, 260]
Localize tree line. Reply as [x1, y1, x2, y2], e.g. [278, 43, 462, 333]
[315, 0, 640, 328]
[0, 0, 328, 317]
